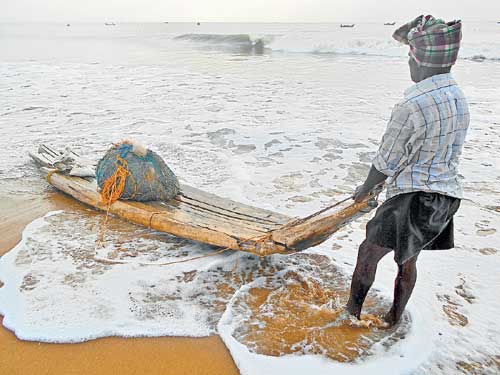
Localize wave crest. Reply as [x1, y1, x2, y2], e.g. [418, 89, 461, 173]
[173, 32, 499, 61]
[175, 33, 251, 44]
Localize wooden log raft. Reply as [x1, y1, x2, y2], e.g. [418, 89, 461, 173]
[30, 145, 378, 256]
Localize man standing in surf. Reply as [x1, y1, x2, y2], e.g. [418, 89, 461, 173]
[346, 15, 469, 326]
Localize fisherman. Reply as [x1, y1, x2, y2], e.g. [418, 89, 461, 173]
[346, 15, 469, 326]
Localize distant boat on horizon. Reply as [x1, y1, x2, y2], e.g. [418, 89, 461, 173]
[340, 24, 355, 28]
[384, 22, 396, 26]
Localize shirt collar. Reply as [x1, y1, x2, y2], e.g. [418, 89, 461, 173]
[404, 73, 457, 100]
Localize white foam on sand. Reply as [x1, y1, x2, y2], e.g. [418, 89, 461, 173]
[0, 210, 257, 342]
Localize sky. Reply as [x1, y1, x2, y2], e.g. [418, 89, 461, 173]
[2, 0, 500, 23]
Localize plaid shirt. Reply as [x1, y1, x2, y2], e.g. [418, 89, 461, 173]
[373, 73, 470, 199]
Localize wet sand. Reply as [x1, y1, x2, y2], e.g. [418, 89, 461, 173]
[0, 192, 239, 375]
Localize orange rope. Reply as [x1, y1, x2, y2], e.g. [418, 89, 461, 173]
[100, 155, 130, 207]
[97, 155, 131, 247]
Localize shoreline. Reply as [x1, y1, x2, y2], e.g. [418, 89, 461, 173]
[0, 191, 239, 375]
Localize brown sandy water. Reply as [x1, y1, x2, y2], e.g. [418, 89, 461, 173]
[0, 191, 239, 375]
[230, 256, 405, 363]
[239, 279, 385, 362]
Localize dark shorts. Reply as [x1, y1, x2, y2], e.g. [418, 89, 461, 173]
[366, 191, 461, 265]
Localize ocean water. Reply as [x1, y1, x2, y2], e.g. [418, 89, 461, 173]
[1, 22, 500, 374]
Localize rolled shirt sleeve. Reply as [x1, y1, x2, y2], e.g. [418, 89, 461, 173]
[372, 102, 413, 177]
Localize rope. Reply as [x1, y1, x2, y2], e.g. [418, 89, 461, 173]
[94, 247, 232, 267]
[97, 155, 133, 247]
[148, 212, 162, 229]
[278, 183, 384, 231]
[280, 195, 354, 230]
[100, 155, 130, 207]
[93, 228, 271, 267]
[46, 169, 58, 184]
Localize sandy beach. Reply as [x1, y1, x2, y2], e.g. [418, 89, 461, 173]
[0, 192, 238, 375]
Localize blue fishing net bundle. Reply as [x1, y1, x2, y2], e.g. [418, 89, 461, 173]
[96, 142, 180, 202]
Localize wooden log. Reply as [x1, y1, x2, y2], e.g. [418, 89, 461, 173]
[133, 199, 270, 239]
[47, 172, 270, 253]
[270, 198, 373, 251]
[175, 193, 284, 230]
[179, 185, 290, 224]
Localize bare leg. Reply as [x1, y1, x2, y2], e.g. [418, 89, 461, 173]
[346, 240, 391, 318]
[384, 255, 418, 326]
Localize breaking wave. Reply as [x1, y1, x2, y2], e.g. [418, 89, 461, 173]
[174, 33, 273, 53]
[174, 32, 500, 62]
[175, 34, 250, 44]
[464, 54, 500, 63]
[268, 36, 500, 61]
[269, 36, 404, 57]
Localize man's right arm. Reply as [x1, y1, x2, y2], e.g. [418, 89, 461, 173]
[354, 103, 414, 202]
[353, 165, 387, 202]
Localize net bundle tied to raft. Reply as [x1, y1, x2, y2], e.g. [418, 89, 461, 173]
[96, 140, 180, 205]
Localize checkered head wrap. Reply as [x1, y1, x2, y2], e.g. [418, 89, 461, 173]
[393, 15, 462, 68]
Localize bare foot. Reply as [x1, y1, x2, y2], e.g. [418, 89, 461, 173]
[337, 308, 358, 322]
[318, 308, 357, 330]
[359, 314, 390, 329]
[335, 309, 389, 329]
[345, 303, 361, 320]
[383, 311, 399, 327]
